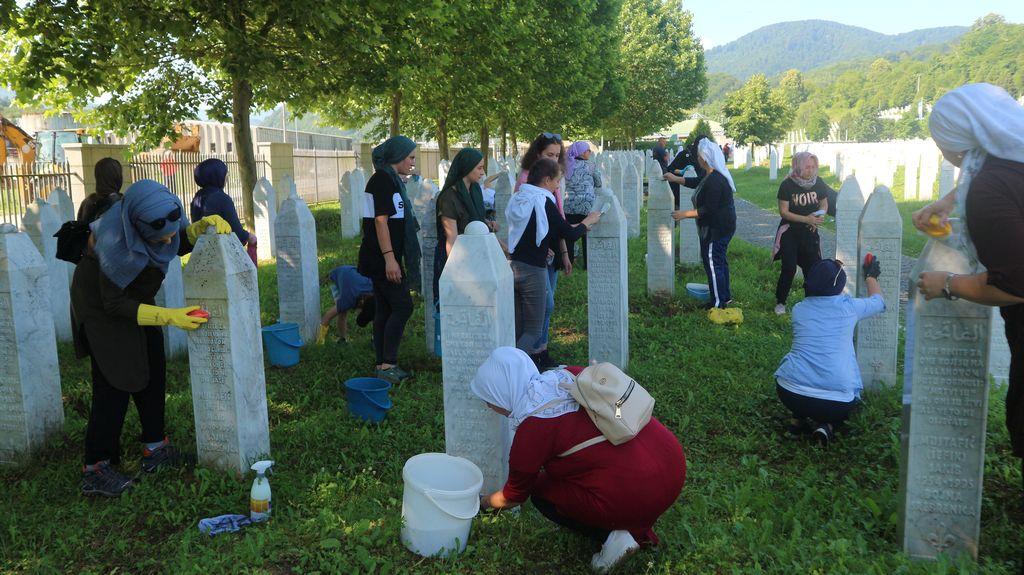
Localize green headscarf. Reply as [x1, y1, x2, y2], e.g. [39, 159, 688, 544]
[441, 148, 486, 222]
[371, 135, 421, 292]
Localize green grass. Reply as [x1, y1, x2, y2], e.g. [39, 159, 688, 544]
[1, 203, 1020, 573]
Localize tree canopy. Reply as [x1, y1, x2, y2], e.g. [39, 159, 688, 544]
[721, 74, 790, 147]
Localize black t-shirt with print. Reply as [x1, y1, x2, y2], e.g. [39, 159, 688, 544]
[777, 178, 832, 228]
[357, 171, 406, 280]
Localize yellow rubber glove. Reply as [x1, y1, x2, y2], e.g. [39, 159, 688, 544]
[186, 215, 234, 245]
[708, 307, 744, 325]
[137, 304, 209, 330]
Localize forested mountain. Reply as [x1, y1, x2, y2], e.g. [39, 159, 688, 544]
[706, 20, 966, 80]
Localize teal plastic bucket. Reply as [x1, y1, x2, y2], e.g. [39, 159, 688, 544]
[345, 377, 393, 423]
[261, 322, 302, 368]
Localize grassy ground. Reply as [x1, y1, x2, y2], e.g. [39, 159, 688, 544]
[1, 203, 1021, 574]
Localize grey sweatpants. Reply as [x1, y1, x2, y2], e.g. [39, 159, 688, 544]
[511, 260, 548, 355]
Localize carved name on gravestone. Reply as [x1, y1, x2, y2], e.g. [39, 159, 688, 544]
[835, 176, 865, 296]
[413, 177, 439, 355]
[440, 221, 515, 494]
[622, 163, 641, 238]
[276, 190, 321, 344]
[646, 164, 675, 297]
[184, 228, 271, 473]
[587, 190, 629, 369]
[678, 187, 701, 264]
[252, 177, 277, 261]
[20, 199, 71, 342]
[492, 170, 513, 239]
[0, 224, 63, 465]
[900, 237, 990, 561]
[155, 256, 188, 359]
[856, 186, 902, 388]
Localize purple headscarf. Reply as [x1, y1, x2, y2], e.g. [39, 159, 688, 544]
[564, 141, 591, 181]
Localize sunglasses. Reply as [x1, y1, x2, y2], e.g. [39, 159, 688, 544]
[141, 206, 181, 230]
[541, 132, 562, 143]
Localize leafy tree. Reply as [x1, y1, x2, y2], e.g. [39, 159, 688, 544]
[847, 103, 885, 142]
[683, 118, 714, 147]
[778, 69, 809, 109]
[804, 109, 831, 141]
[893, 110, 926, 139]
[722, 74, 791, 149]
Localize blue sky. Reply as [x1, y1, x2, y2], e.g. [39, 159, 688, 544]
[687, 0, 1024, 48]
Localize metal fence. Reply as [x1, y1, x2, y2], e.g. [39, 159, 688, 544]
[292, 149, 358, 205]
[129, 152, 267, 211]
[0, 162, 73, 227]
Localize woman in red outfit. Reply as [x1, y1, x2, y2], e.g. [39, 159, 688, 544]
[470, 347, 686, 574]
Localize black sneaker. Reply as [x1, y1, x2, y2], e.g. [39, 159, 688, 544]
[82, 462, 133, 497]
[376, 366, 410, 385]
[812, 423, 835, 446]
[141, 443, 195, 473]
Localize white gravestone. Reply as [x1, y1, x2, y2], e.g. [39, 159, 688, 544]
[769, 148, 779, 180]
[744, 147, 753, 170]
[899, 237, 990, 561]
[438, 160, 451, 188]
[919, 154, 939, 201]
[440, 221, 515, 494]
[678, 187, 701, 264]
[608, 158, 624, 208]
[835, 176, 865, 296]
[904, 155, 920, 201]
[155, 256, 188, 359]
[252, 177, 277, 261]
[413, 178, 440, 355]
[587, 190, 629, 369]
[492, 170, 513, 241]
[47, 188, 76, 287]
[0, 224, 63, 465]
[854, 168, 875, 202]
[622, 164, 642, 238]
[275, 190, 321, 345]
[184, 228, 271, 473]
[646, 165, 675, 297]
[733, 147, 744, 170]
[20, 199, 72, 342]
[989, 309, 1010, 386]
[855, 186, 902, 388]
[339, 169, 364, 240]
[938, 159, 955, 198]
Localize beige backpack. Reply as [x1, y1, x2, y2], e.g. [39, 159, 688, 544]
[558, 362, 655, 457]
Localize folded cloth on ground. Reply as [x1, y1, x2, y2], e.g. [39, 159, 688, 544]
[198, 514, 252, 536]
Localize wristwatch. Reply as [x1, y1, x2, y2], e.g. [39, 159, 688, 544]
[942, 272, 959, 301]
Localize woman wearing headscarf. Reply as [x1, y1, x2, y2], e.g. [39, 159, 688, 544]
[77, 157, 124, 224]
[775, 258, 885, 445]
[71, 180, 233, 497]
[563, 141, 602, 268]
[664, 139, 738, 309]
[472, 347, 686, 574]
[357, 136, 418, 384]
[433, 148, 492, 300]
[770, 152, 832, 315]
[507, 159, 599, 367]
[191, 158, 257, 264]
[911, 83, 1024, 487]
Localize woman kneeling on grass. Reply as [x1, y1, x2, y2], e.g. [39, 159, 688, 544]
[774, 257, 885, 445]
[471, 347, 686, 574]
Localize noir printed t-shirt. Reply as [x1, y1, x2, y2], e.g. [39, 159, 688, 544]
[777, 178, 831, 229]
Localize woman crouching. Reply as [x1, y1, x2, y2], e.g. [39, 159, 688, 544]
[470, 348, 686, 574]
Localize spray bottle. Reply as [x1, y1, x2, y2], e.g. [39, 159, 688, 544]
[249, 460, 274, 522]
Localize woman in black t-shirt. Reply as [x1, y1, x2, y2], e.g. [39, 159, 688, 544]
[357, 136, 418, 384]
[772, 152, 831, 314]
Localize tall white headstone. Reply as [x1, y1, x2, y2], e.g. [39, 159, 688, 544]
[677, 187, 701, 264]
[339, 169, 364, 240]
[622, 164, 641, 238]
[919, 153, 939, 201]
[440, 222, 515, 493]
[438, 160, 451, 187]
[252, 177, 277, 261]
[608, 157, 624, 207]
[835, 176, 865, 296]
[899, 237, 990, 560]
[492, 170, 513, 239]
[904, 155, 920, 201]
[855, 186, 902, 388]
[587, 190, 629, 369]
[0, 224, 63, 465]
[646, 165, 675, 297]
[275, 190, 321, 345]
[989, 309, 1010, 386]
[938, 159, 955, 197]
[769, 148, 779, 180]
[155, 256, 188, 359]
[413, 177, 439, 355]
[20, 199, 72, 342]
[184, 228, 271, 473]
[47, 188, 76, 288]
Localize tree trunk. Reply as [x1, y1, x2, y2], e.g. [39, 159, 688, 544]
[479, 125, 489, 173]
[437, 113, 449, 162]
[500, 121, 507, 157]
[231, 75, 257, 231]
[510, 134, 517, 162]
[390, 91, 401, 137]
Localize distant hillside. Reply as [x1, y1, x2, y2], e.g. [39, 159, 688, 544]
[706, 20, 967, 79]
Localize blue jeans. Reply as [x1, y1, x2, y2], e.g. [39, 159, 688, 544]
[535, 263, 558, 349]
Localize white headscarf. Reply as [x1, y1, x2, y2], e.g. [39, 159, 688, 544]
[506, 183, 556, 253]
[470, 347, 579, 430]
[699, 139, 735, 191]
[929, 83, 1024, 265]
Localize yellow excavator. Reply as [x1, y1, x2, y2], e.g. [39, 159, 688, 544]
[0, 114, 37, 165]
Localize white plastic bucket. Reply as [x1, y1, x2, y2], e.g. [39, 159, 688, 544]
[400, 453, 484, 557]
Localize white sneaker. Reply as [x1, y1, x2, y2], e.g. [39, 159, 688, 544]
[590, 530, 639, 574]
[774, 303, 786, 315]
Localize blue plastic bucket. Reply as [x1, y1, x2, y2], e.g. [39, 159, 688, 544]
[345, 377, 393, 423]
[261, 322, 302, 368]
[685, 282, 711, 302]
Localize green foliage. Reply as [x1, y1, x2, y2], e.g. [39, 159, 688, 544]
[804, 108, 831, 141]
[722, 74, 791, 147]
[846, 103, 885, 142]
[778, 69, 809, 109]
[683, 118, 715, 147]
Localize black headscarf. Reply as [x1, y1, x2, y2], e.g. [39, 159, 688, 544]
[94, 157, 123, 197]
[371, 136, 421, 292]
[194, 158, 228, 190]
[441, 148, 486, 222]
[804, 259, 847, 297]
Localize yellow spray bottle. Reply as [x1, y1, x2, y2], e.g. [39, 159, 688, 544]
[249, 460, 274, 522]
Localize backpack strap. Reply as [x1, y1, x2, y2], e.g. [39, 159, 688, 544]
[556, 435, 606, 458]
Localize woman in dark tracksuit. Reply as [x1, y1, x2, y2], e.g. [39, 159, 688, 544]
[665, 139, 737, 309]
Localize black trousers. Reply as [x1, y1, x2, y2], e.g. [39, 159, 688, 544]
[776, 383, 859, 427]
[1002, 305, 1024, 459]
[372, 277, 413, 365]
[775, 225, 821, 305]
[532, 494, 609, 544]
[565, 213, 588, 268]
[84, 327, 166, 465]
